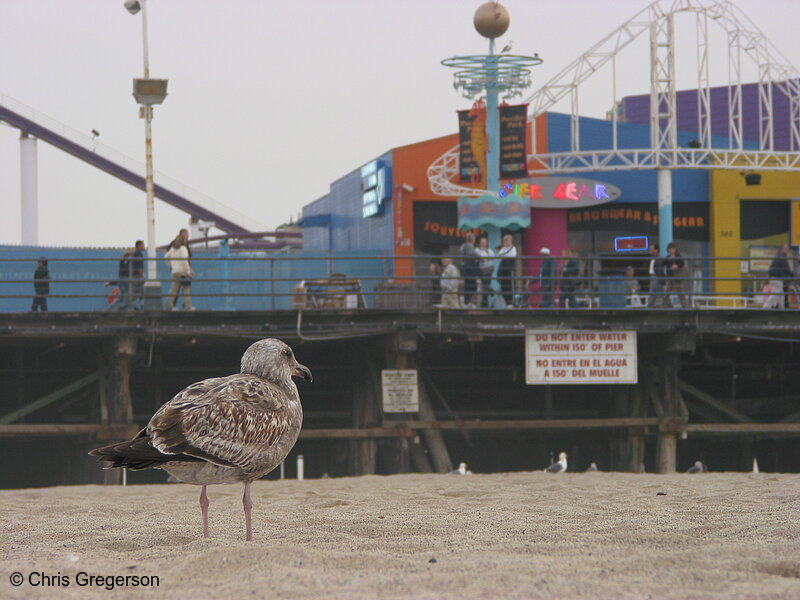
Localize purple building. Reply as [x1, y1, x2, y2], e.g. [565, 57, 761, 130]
[619, 80, 798, 150]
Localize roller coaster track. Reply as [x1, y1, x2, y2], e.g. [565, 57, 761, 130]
[1, 93, 263, 234]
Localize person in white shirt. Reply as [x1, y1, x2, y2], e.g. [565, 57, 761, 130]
[164, 229, 195, 310]
[496, 234, 517, 308]
[475, 236, 497, 308]
[440, 257, 461, 308]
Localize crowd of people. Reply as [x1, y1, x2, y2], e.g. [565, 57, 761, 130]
[430, 239, 800, 310]
[28, 232, 799, 311]
[31, 228, 196, 312]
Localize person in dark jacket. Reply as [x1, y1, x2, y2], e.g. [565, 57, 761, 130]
[31, 257, 50, 312]
[130, 240, 145, 310]
[763, 244, 794, 309]
[537, 247, 556, 308]
[664, 242, 689, 308]
[107, 249, 134, 311]
[559, 248, 579, 309]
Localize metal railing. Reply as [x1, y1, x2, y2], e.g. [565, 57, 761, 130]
[1, 253, 797, 312]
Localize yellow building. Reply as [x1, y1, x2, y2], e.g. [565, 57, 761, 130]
[711, 169, 800, 304]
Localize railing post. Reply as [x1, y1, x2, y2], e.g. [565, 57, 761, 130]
[270, 257, 275, 310]
[219, 238, 231, 310]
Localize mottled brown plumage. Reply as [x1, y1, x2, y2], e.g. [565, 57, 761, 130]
[90, 338, 312, 541]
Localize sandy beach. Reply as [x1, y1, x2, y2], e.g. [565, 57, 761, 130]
[2, 472, 799, 599]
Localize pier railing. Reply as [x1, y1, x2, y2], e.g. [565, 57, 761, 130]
[0, 253, 796, 312]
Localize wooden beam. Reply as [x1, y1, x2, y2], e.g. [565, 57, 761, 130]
[0, 372, 99, 424]
[0, 424, 139, 438]
[301, 427, 411, 439]
[383, 418, 660, 431]
[685, 423, 800, 434]
[657, 433, 677, 473]
[677, 379, 753, 423]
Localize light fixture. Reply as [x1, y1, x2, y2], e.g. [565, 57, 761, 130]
[741, 172, 761, 186]
[123, 0, 141, 15]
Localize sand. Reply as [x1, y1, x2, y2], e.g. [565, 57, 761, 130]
[2, 472, 799, 599]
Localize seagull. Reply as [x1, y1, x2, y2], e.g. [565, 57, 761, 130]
[686, 460, 705, 474]
[585, 462, 598, 472]
[500, 40, 513, 53]
[89, 338, 312, 541]
[450, 462, 473, 475]
[544, 452, 568, 473]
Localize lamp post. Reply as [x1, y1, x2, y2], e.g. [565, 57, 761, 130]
[442, 2, 541, 249]
[125, 0, 168, 308]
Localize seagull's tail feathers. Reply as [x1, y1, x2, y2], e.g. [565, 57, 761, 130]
[89, 428, 201, 470]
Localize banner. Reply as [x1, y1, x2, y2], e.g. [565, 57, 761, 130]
[458, 106, 486, 183]
[457, 193, 531, 231]
[499, 104, 528, 179]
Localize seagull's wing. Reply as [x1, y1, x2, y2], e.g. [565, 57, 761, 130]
[545, 462, 562, 473]
[147, 374, 293, 470]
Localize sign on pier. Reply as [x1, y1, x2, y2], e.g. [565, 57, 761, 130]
[525, 330, 637, 385]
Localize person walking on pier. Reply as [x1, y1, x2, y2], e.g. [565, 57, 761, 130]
[440, 257, 461, 308]
[763, 244, 794, 309]
[537, 247, 556, 308]
[130, 239, 145, 310]
[476, 236, 496, 308]
[664, 242, 689, 309]
[647, 244, 667, 308]
[165, 229, 195, 311]
[559, 248, 579, 309]
[459, 232, 480, 308]
[496, 234, 517, 308]
[31, 257, 50, 312]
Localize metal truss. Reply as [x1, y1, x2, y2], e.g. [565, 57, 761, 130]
[532, 148, 800, 174]
[428, 0, 800, 196]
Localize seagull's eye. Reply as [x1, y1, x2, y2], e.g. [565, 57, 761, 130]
[282, 348, 292, 358]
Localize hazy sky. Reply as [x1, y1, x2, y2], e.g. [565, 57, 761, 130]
[1, 0, 798, 248]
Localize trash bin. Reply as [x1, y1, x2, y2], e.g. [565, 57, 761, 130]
[598, 275, 626, 308]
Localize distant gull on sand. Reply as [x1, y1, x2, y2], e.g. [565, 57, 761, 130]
[585, 462, 598, 472]
[450, 462, 473, 475]
[544, 452, 568, 473]
[90, 338, 312, 541]
[686, 460, 705, 474]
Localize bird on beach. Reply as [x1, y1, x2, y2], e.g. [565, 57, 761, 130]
[585, 462, 598, 472]
[686, 460, 705, 474]
[544, 452, 568, 473]
[89, 338, 312, 542]
[450, 462, 473, 475]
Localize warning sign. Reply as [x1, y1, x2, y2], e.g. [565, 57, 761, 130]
[525, 330, 637, 385]
[381, 369, 419, 413]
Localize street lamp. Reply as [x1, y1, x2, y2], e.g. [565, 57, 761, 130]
[125, 0, 168, 309]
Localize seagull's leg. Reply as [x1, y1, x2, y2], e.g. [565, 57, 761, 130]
[199, 485, 210, 538]
[243, 481, 254, 542]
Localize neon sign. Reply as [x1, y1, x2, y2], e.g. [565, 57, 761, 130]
[614, 236, 649, 252]
[494, 176, 621, 209]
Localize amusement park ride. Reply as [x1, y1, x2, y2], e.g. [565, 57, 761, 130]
[430, 0, 800, 249]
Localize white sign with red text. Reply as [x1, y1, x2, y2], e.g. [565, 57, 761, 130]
[525, 330, 637, 385]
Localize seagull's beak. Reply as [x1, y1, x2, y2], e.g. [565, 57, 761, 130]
[293, 363, 313, 383]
